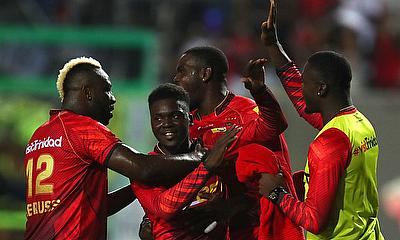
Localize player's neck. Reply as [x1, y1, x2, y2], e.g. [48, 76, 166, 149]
[321, 98, 353, 125]
[62, 101, 86, 117]
[156, 140, 191, 155]
[198, 87, 229, 116]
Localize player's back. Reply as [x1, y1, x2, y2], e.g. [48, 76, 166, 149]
[24, 110, 117, 240]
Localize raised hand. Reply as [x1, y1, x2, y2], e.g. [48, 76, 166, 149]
[203, 125, 241, 171]
[261, 0, 278, 46]
[241, 59, 268, 93]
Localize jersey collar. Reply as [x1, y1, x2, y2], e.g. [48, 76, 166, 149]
[193, 91, 235, 120]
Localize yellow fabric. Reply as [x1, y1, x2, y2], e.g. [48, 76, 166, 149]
[304, 111, 384, 239]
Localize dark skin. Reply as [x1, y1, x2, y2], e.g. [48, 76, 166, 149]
[107, 185, 135, 216]
[149, 98, 191, 155]
[62, 66, 209, 215]
[258, 0, 353, 196]
[174, 53, 273, 232]
[174, 53, 228, 116]
[139, 98, 240, 239]
[139, 215, 153, 240]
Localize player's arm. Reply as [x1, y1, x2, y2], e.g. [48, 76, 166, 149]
[259, 128, 351, 233]
[75, 119, 203, 186]
[134, 126, 240, 220]
[261, 0, 291, 73]
[133, 163, 210, 220]
[107, 184, 136, 216]
[241, 58, 288, 138]
[261, 0, 323, 129]
[107, 143, 205, 186]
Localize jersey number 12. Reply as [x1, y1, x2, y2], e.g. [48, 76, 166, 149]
[26, 154, 54, 197]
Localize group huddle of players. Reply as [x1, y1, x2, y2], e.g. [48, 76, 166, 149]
[23, 1, 384, 240]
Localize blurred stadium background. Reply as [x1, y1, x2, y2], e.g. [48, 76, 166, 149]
[0, 0, 399, 239]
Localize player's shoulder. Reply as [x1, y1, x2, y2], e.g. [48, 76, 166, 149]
[58, 110, 94, 122]
[226, 95, 256, 113]
[314, 127, 350, 149]
[231, 95, 256, 106]
[59, 110, 104, 127]
[55, 111, 114, 138]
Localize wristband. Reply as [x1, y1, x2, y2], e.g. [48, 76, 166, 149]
[268, 186, 288, 204]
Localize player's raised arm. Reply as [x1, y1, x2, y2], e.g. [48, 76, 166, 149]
[240, 58, 288, 137]
[261, 0, 291, 68]
[261, 0, 324, 129]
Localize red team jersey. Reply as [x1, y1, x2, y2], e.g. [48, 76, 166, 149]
[190, 90, 295, 239]
[276, 62, 353, 233]
[132, 146, 228, 240]
[24, 110, 120, 240]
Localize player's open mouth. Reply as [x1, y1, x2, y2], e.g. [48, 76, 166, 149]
[164, 131, 176, 139]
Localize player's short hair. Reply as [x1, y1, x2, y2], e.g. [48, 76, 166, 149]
[184, 46, 229, 79]
[148, 83, 190, 111]
[307, 51, 352, 90]
[56, 57, 102, 102]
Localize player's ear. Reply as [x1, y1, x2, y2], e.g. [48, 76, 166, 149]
[83, 86, 92, 101]
[317, 82, 328, 97]
[201, 67, 212, 83]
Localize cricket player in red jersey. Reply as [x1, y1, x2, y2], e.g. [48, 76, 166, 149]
[174, 46, 297, 239]
[132, 83, 239, 239]
[24, 57, 208, 240]
[258, 1, 384, 239]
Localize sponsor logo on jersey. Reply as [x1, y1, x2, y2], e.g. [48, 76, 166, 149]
[353, 136, 378, 156]
[26, 136, 62, 154]
[211, 127, 226, 133]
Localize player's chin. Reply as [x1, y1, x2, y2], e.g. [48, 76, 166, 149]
[160, 139, 178, 147]
[102, 116, 112, 125]
[160, 138, 181, 149]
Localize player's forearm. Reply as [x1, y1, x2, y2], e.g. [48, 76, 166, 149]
[276, 62, 323, 129]
[265, 42, 291, 69]
[150, 153, 203, 186]
[278, 194, 325, 234]
[279, 131, 350, 233]
[107, 185, 136, 216]
[108, 144, 200, 186]
[154, 163, 211, 220]
[251, 86, 288, 134]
